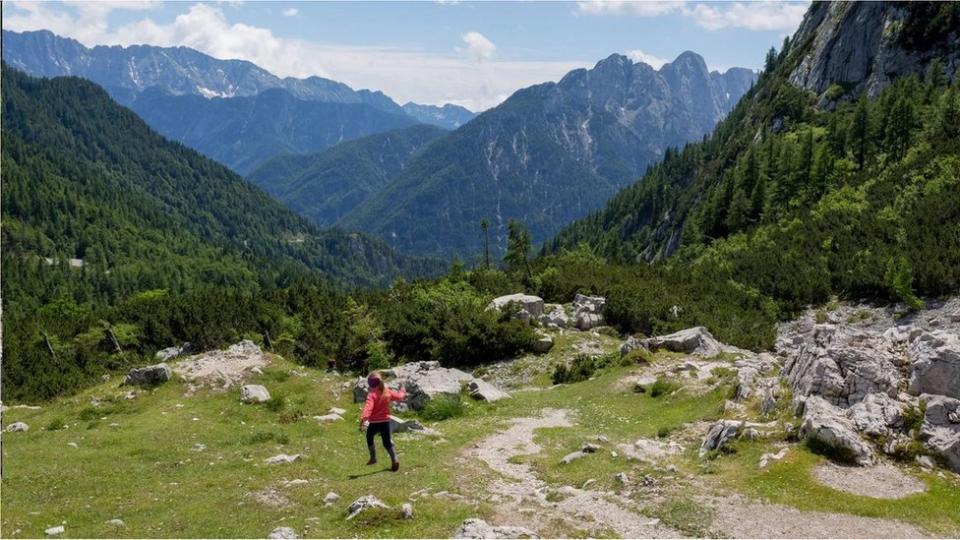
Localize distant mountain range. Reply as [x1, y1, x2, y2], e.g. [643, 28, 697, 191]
[335, 52, 756, 257]
[1, 29, 475, 171]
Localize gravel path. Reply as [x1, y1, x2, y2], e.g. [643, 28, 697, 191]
[813, 462, 927, 499]
[467, 409, 680, 538]
[705, 493, 929, 538]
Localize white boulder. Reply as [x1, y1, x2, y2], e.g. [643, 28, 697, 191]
[6, 422, 29, 432]
[124, 363, 172, 386]
[240, 384, 271, 403]
[908, 332, 960, 399]
[454, 518, 539, 539]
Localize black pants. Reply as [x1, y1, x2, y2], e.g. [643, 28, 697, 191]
[366, 421, 394, 452]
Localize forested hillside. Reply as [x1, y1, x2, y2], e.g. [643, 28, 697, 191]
[0, 66, 440, 400]
[550, 2, 960, 311]
[248, 124, 446, 226]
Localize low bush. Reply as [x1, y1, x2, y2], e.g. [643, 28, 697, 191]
[419, 395, 465, 421]
[649, 376, 681, 398]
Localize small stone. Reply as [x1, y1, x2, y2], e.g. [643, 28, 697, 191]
[916, 455, 936, 469]
[264, 454, 301, 465]
[581, 479, 597, 489]
[45, 526, 65, 536]
[268, 526, 298, 539]
[596, 435, 610, 443]
[581, 443, 600, 453]
[7, 422, 29, 432]
[324, 492, 340, 505]
[401, 503, 414, 520]
[313, 413, 343, 423]
[614, 472, 629, 484]
[106, 519, 125, 527]
[193, 443, 207, 452]
[329, 407, 347, 416]
[561, 450, 588, 464]
[67, 442, 78, 449]
[346, 495, 390, 520]
[240, 384, 271, 404]
[285, 479, 309, 486]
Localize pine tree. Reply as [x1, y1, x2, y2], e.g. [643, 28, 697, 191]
[479, 218, 491, 269]
[504, 220, 532, 278]
[851, 95, 871, 170]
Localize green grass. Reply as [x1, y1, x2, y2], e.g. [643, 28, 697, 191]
[418, 395, 466, 421]
[648, 497, 717, 537]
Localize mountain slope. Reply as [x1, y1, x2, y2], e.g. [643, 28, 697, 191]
[247, 124, 447, 227]
[401, 102, 476, 129]
[341, 52, 756, 258]
[549, 1, 960, 308]
[126, 87, 419, 174]
[0, 65, 437, 299]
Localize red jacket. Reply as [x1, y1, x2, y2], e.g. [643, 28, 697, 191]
[361, 387, 406, 423]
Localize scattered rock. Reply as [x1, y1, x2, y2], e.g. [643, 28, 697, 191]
[389, 415, 439, 436]
[346, 495, 389, 520]
[354, 361, 477, 410]
[560, 450, 588, 464]
[581, 442, 601, 453]
[264, 454, 301, 465]
[800, 396, 875, 466]
[44, 526, 65, 536]
[846, 393, 903, 437]
[581, 479, 597, 489]
[700, 420, 742, 457]
[313, 413, 344, 423]
[67, 442, 79, 449]
[758, 447, 789, 468]
[617, 438, 684, 463]
[124, 363, 172, 386]
[641, 326, 725, 357]
[541, 304, 570, 328]
[105, 519, 125, 527]
[173, 340, 270, 393]
[916, 455, 936, 469]
[488, 293, 544, 321]
[614, 472, 629, 484]
[453, 518, 539, 539]
[573, 294, 606, 331]
[240, 384, 271, 404]
[908, 332, 960, 399]
[401, 503, 414, 520]
[329, 407, 347, 415]
[268, 526, 298, 539]
[250, 489, 292, 508]
[7, 422, 30, 432]
[323, 492, 340, 505]
[193, 443, 207, 452]
[531, 332, 555, 354]
[813, 462, 926, 499]
[467, 379, 510, 402]
[919, 394, 960, 472]
[155, 343, 190, 362]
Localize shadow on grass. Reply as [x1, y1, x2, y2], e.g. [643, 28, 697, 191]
[348, 468, 392, 479]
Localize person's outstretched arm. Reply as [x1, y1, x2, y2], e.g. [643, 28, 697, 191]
[390, 387, 407, 402]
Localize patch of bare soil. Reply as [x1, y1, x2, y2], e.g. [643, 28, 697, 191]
[703, 493, 928, 538]
[465, 409, 681, 538]
[813, 462, 927, 499]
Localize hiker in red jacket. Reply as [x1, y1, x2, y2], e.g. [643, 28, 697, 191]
[360, 371, 407, 471]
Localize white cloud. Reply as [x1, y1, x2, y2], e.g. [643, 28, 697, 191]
[577, 1, 808, 31]
[459, 31, 496, 61]
[2, 2, 584, 111]
[282, 7, 298, 17]
[626, 49, 668, 69]
[577, 1, 684, 17]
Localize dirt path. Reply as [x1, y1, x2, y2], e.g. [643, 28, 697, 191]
[812, 462, 927, 499]
[704, 493, 929, 538]
[466, 409, 680, 538]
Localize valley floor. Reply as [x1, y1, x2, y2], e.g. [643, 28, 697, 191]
[2, 329, 959, 538]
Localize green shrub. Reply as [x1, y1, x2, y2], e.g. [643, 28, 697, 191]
[902, 400, 926, 433]
[247, 431, 288, 445]
[45, 417, 66, 431]
[264, 395, 286, 413]
[649, 376, 681, 398]
[419, 395, 465, 421]
[552, 354, 600, 384]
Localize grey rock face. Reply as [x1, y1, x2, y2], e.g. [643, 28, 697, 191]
[800, 396, 876, 466]
[908, 332, 960, 399]
[846, 393, 903, 437]
[346, 495, 390, 520]
[540, 304, 570, 329]
[454, 518, 539, 539]
[240, 385, 271, 404]
[920, 394, 960, 473]
[354, 361, 507, 410]
[401, 102, 476, 130]
[155, 343, 190, 362]
[124, 363, 172, 386]
[788, 2, 960, 100]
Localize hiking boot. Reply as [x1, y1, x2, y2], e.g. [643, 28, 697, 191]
[366, 458, 377, 466]
[391, 461, 400, 472]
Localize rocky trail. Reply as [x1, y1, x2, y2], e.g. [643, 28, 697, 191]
[466, 409, 677, 538]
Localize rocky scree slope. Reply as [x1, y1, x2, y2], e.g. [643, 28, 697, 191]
[340, 52, 756, 258]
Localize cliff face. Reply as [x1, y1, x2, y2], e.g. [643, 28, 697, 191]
[789, 2, 960, 99]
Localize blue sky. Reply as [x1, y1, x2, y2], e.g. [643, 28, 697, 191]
[3, 1, 809, 110]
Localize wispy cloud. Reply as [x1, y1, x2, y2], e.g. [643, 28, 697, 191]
[459, 31, 496, 61]
[282, 7, 298, 17]
[577, 0, 808, 31]
[2, 2, 585, 111]
[626, 49, 668, 69]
